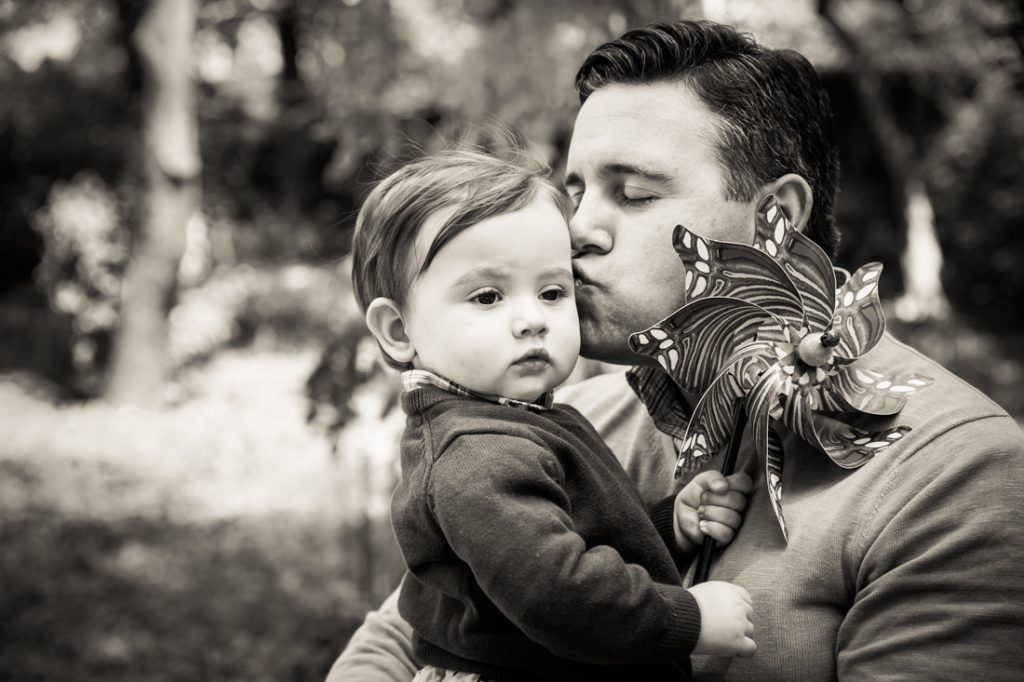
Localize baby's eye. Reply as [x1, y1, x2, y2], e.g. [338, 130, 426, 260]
[471, 289, 502, 305]
[540, 287, 567, 302]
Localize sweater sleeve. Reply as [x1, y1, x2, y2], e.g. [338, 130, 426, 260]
[836, 415, 1024, 681]
[325, 585, 416, 682]
[428, 432, 700, 665]
[648, 493, 695, 569]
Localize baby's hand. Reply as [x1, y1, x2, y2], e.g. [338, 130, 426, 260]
[689, 581, 756, 658]
[673, 471, 754, 553]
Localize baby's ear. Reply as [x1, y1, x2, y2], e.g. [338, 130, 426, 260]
[365, 297, 416, 365]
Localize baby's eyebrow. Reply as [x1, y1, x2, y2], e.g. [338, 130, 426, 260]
[452, 267, 510, 288]
[539, 267, 574, 281]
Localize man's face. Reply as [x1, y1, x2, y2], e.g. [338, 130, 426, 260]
[565, 81, 759, 364]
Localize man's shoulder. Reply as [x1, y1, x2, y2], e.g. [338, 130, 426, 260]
[870, 334, 1020, 448]
[555, 369, 640, 423]
[854, 336, 1024, 497]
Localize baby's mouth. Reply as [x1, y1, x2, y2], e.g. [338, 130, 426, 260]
[513, 348, 551, 365]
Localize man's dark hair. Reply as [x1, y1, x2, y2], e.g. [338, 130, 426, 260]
[576, 20, 840, 256]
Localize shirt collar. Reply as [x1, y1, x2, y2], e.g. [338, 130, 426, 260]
[399, 369, 553, 412]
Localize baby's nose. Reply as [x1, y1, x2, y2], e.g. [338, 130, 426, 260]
[513, 304, 548, 337]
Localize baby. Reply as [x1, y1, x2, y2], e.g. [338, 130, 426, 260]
[352, 148, 755, 681]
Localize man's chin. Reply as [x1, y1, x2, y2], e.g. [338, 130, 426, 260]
[579, 328, 646, 367]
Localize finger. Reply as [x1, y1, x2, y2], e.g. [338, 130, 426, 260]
[725, 471, 755, 493]
[690, 470, 730, 496]
[738, 637, 757, 658]
[737, 586, 752, 605]
[700, 490, 749, 511]
[697, 505, 742, 529]
[698, 520, 736, 544]
[675, 504, 702, 544]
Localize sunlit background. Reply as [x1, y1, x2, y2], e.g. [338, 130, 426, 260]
[2, 0, 1023, 680]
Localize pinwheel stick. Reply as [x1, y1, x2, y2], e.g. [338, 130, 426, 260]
[692, 401, 748, 585]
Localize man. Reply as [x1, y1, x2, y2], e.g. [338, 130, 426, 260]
[329, 20, 1024, 681]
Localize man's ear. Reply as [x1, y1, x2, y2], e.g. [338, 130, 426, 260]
[365, 297, 416, 365]
[764, 173, 814, 233]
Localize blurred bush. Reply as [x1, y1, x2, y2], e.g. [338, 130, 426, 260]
[30, 172, 127, 392]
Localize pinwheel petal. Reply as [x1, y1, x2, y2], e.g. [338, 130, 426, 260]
[746, 362, 787, 424]
[629, 297, 774, 395]
[780, 387, 821, 444]
[674, 343, 775, 473]
[750, 414, 788, 542]
[754, 197, 836, 333]
[831, 263, 885, 362]
[824, 367, 934, 416]
[673, 224, 805, 328]
[808, 412, 910, 469]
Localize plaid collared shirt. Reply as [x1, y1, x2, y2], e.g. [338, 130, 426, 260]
[399, 369, 554, 412]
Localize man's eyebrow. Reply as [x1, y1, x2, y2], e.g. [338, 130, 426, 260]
[601, 163, 673, 184]
[562, 164, 672, 189]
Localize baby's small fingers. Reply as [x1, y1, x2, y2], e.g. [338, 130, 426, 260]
[692, 466, 733, 493]
[738, 636, 757, 658]
[700, 490, 748, 511]
[699, 520, 736, 544]
[726, 471, 755, 494]
[698, 505, 742, 530]
[675, 505, 702, 543]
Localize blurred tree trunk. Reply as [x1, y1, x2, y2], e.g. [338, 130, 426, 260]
[107, 0, 200, 406]
[275, 0, 312, 221]
[819, 0, 949, 322]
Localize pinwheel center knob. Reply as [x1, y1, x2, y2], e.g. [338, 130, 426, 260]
[797, 331, 840, 367]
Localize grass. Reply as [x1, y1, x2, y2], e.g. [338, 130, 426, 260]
[0, 349, 406, 682]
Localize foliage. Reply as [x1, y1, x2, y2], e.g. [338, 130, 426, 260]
[30, 172, 128, 392]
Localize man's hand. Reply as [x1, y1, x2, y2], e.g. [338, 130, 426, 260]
[689, 581, 757, 658]
[673, 471, 754, 553]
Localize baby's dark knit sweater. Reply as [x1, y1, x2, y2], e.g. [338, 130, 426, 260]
[392, 386, 701, 682]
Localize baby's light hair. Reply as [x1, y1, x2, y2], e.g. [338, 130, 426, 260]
[351, 146, 570, 369]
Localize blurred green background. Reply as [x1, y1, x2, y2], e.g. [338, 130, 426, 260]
[1, 0, 1023, 680]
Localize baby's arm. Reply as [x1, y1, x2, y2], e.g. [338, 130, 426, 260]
[666, 470, 756, 658]
[672, 471, 754, 555]
[428, 432, 701, 665]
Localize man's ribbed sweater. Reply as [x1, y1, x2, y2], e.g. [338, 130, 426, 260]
[329, 334, 1024, 682]
[392, 386, 701, 681]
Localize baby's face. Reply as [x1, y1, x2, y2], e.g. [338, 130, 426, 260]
[403, 194, 580, 402]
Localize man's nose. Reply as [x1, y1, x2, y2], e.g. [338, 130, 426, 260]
[569, 196, 613, 256]
[512, 302, 548, 338]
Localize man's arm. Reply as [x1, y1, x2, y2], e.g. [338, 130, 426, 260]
[325, 587, 416, 682]
[836, 416, 1024, 680]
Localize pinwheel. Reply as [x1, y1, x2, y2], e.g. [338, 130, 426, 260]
[629, 196, 931, 543]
